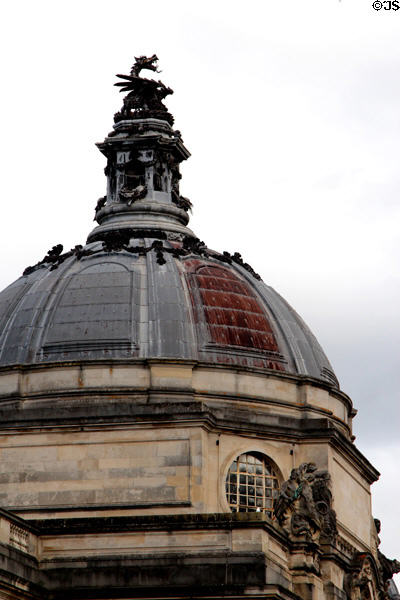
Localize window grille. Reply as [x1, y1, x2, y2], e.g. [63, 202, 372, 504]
[226, 452, 279, 515]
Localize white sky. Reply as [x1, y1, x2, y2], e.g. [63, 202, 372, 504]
[0, 0, 399, 580]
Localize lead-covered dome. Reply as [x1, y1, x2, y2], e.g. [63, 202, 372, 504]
[0, 56, 338, 389]
[0, 243, 337, 387]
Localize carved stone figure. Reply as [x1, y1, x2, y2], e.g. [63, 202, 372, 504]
[94, 196, 107, 216]
[290, 463, 321, 540]
[274, 468, 298, 524]
[379, 553, 400, 586]
[312, 469, 337, 542]
[345, 555, 381, 600]
[352, 559, 375, 600]
[373, 518, 400, 594]
[119, 184, 147, 205]
[171, 189, 193, 212]
[130, 54, 160, 77]
[274, 462, 337, 544]
[114, 55, 174, 124]
[372, 518, 400, 598]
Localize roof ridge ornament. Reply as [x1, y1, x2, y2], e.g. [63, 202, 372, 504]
[114, 54, 174, 125]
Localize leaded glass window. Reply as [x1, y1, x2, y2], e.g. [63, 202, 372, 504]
[226, 452, 280, 516]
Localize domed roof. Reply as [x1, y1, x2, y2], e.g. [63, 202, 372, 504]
[0, 57, 339, 389]
[0, 240, 338, 388]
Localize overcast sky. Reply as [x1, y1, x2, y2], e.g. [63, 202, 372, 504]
[0, 0, 399, 577]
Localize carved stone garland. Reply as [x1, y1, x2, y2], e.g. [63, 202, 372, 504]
[23, 232, 261, 280]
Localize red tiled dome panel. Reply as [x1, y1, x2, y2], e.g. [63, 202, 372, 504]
[186, 262, 286, 370]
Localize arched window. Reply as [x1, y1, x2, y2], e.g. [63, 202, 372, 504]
[226, 452, 280, 516]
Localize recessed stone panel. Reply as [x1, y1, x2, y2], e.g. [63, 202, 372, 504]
[0, 439, 190, 510]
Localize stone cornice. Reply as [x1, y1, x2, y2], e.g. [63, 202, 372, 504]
[0, 398, 378, 484]
[0, 358, 354, 415]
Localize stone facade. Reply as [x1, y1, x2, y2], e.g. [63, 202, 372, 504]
[0, 57, 397, 600]
[0, 358, 390, 600]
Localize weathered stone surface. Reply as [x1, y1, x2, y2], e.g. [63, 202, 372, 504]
[0, 57, 389, 600]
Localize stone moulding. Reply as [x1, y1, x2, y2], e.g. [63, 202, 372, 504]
[0, 361, 355, 438]
[0, 358, 353, 413]
[0, 363, 380, 492]
[0, 508, 385, 600]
